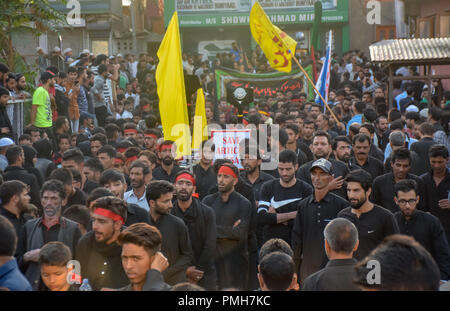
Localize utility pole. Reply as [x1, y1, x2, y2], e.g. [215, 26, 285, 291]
[130, 0, 138, 55]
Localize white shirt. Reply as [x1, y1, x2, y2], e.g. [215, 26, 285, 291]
[124, 189, 150, 211]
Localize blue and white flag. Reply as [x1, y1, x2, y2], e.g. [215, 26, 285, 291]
[315, 30, 333, 112]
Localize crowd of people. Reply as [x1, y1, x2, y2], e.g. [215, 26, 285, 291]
[0, 40, 449, 292]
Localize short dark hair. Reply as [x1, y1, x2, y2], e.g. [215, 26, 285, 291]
[428, 144, 449, 159]
[332, 136, 351, 151]
[97, 145, 116, 159]
[57, 133, 71, 145]
[86, 187, 113, 208]
[100, 169, 126, 186]
[418, 122, 435, 136]
[6, 146, 23, 164]
[91, 196, 127, 224]
[98, 64, 108, 74]
[354, 101, 366, 113]
[259, 238, 293, 262]
[63, 204, 91, 230]
[360, 123, 375, 134]
[54, 116, 68, 130]
[0, 215, 17, 256]
[278, 149, 298, 166]
[345, 169, 373, 192]
[69, 168, 82, 184]
[129, 160, 151, 176]
[285, 123, 299, 135]
[394, 179, 418, 197]
[62, 148, 84, 164]
[429, 107, 441, 121]
[146, 180, 174, 202]
[389, 109, 402, 122]
[90, 133, 107, 146]
[391, 147, 411, 165]
[48, 168, 73, 186]
[84, 158, 104, 173]
[278, 128, 289, 147]
[324, 218, 358, 254]
[354, 234, 440, 290]
[313, 130, 331, 145]
[259, 252, 295, 291]
[0, 180, 27, 205]
[352, 133, 371, 145]
[39, 242, 72, 266]
[405, 112, 420, 122]
[40, 179, 66, 201]
[117, 223, 162, 256]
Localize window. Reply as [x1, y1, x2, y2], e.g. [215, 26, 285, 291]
[439, 14, 450, 37]
[418, 16, 434, 38]
[376, 26, 396, 41]
[92, 40, 109, 56]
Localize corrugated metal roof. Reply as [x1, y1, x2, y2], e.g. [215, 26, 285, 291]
[369, 38, 450, 63]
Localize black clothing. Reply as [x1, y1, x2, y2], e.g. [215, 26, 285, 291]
[83, 179, 98, 194]
[192, 164, 216, 201]
[125, 203, 151, 226]
[65, 188, 87, 209]
[301, 259, 360, 291]
[4, 166, 41, 207]
[295, 140, 314, 162]
[399, 96, 414, 113]
[395, 210, 450, 280]
[258, 178, 313, 246]
[240, 171, 275, 202]
[348, 155, 384, 180]
[203, 191, 252, 290]
[410, 137, 436, 175]
[297, 159, 349, 199]
[149, 213, 194, 286]
[384, 150, 423, 177]
[0, 207, 32, 257]
[298, 137, 313, 148]
[55, 87, 69, 117]
[376, 130, 390, 152]
[0, 104, 13, 139]
[152, 165, 182, 183]
[371, 172, 426, 213]
[369, 144, 384, 162]
[171, 198, 217, 290]
[421, 170, 450, 243]
[338, 205, 399, 260]
[75, 230, 128, 291]
[118, 270, 170, 291]
[291, 192, 349, 281]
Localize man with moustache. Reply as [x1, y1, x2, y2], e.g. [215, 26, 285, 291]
[100, 168, 150, 226]
[152, 140, 182, 183]
[203, 163, 253, 290]
[20, 180, 81, 290]
[124, 161, 153, 212]
[75, 196, 129, 290]
[147, 180, 194, 286]
[348, 133, 384, 180]
[192, 140, 216, 201]
[171, 171, 217, 290]
[331, 136, 358, 169]
[338, 169, 399, 261]
[291, 159, 349, 283]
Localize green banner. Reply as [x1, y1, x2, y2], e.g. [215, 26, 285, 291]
[215, 65, 314, 102]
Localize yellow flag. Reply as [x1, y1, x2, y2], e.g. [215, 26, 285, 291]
[192, 88, 208, 150]
[250, 2, 297, 73]
[156, 11, 191, 157]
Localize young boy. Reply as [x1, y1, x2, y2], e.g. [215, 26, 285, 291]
[38, 242, 80, 291]
[52, 133, 71, 166]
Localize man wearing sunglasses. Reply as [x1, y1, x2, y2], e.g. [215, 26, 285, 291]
[394, 179, 450, 282]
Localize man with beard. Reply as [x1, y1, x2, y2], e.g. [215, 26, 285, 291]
[393, 179, 450, 281]
[202, 163, 253, 290]
[147, 180, 194, 286]
[124, 161, 152, 212]
[258, 150, 313, 247]
[171, 171, 217, 290]
[20, 180, 81, 290]
[371, 148, 426, 213]
[100, 168, 150, 226]
[291, 159, 349, 282]
[348, 133, 384, 180]
[297, 131, 349, 199]
[331, 136, 357, 169]
[338, 169, 399, 261]
[75, 196, 129, 290]
[152, 140, 182, 183]
[0, 181, 31, 258]
[192, 140, 216, 201]
[30, 72, 56, 144]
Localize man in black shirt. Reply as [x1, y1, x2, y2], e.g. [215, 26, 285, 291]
[203, 163, 252, 290]
[301, 218, 360, 291]
[297, 131, 349, 198]
[147, 180, 194, 286]
[49, 168, 87, 212]
[348, 133, 384, 180]
[410, 122, 436, 175]
[192, 140, 216, 201]
[62, 148, 98, 194]
[372, 148, 425, 213]
[171, 171, 217, 290]
[338, 169, 399, 261]
[259, 150, 313, 246]
[421, 145, 450, 243]
[152, 140, 182, 183]
[393, 179, 450, 281]
[291, 158, 348, 282]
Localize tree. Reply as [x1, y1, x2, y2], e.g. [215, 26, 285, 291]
[0, 0, 68, 71]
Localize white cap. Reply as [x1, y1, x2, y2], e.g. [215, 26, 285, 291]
[53, 46, 61, 52]
[420, 108, 429, 118]
[117, 53, 123, 57]
[36, 46, 43, 52]
[406, 105, 419, 113]
[63, 48, 72, 54]
[0, 138, 14, 148]
[82, 49, 90, 54]
[90, 52, 94, 56]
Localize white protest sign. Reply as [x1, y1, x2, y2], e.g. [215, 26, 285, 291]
[211, 129, 250, 169]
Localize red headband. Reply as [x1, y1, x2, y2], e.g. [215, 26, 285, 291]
[126, 155, 138, 163]
[93, 208, 124, 224]
[114, 158, 124, 164]
[160, 144, 173, 151]
[124, 129, 138, 134]
[218, 165, 238, 179]
[142, 104, 150, 109]
[144, 134, 157, 139]
[117, 148, 127, 153]
[175, 173, 196, 186]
